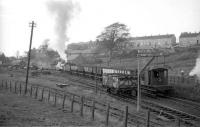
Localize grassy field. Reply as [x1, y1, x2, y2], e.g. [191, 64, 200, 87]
[0, 89, 102, 127]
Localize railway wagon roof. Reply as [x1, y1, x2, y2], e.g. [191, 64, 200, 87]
[103, 73, 137, 78]
[68, 63, 137, 71]
[148, 65, 171, 70]
[102, 66, 136, 71]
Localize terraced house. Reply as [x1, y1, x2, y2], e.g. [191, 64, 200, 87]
[179, 32, 200, 47]
[127, 34, 176, 50]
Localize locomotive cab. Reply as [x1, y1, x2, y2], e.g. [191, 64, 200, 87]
[145, 66, 171, 93]
[148, 68, 168, 86]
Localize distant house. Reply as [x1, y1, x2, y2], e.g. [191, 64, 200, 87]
[128, 34, 176, 50]
[179, 32, 200, 47]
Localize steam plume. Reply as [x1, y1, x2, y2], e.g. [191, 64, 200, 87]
[47, 0, 80, 60]
[189, 56, 200, 79]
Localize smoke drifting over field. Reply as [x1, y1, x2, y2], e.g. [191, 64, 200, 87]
[47, 0, 80, 60]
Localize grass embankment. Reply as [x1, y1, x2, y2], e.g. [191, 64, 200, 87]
[0, 90, 98, 126]
[96, 47, 199, 75]
[81, 46, 200, 101]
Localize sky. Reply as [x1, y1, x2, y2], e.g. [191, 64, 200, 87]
[0, 0, 200, 57]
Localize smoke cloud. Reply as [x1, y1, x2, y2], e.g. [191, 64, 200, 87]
[189, 56, 200, 79]
[47, 0, 80, 60]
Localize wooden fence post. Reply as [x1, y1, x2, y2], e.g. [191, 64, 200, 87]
[124, 106, 128, 127]
[41, 88, 44, 101]
[9, 81, 12, 92]
[91, 101, 95, 121]
[146, 110, 150, 127]
[35, 87, 38, 99]
[48, 89, 51, 102]
[19, 83, 22, 95]
[80, 96, 84, 117]
[175, 117, 180, 127]
[71, 95, 74, 112]
[14, 81, 17, 93]
[106, 103, 110, 126]
[62, 95, 66, 109]
[54, 92, 57, 106]
[30, 86, 32, 97]
[6, 80, 8, 89]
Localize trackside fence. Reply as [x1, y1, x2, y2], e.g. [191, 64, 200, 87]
[168, 75, 200, 86]
[1, 79, 185, 127]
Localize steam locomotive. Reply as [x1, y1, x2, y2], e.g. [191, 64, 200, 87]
[62, 62, 172, 96]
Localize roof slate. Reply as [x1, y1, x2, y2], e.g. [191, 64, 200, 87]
[130, 34, 175, 40]
[180, 32, 200, 38]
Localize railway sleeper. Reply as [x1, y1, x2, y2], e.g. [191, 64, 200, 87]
[107, 88, 137, 97]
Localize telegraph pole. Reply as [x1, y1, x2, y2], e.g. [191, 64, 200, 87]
[25, 21, 36, 94]
[137, 54, 141, 112]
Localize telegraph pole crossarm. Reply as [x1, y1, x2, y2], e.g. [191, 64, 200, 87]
[25, 21, 36, 94]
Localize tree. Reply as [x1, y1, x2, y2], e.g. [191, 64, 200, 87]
[96, 22, 130, 62]
[0, 53, 7, 64]
[39, 39, 50, 51]
[24, 42, 61, 68]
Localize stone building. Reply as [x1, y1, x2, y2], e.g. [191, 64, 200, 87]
[127, 34, 176, 50]
[179, 32, 200, 47]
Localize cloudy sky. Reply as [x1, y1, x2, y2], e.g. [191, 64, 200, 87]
[0, 0, 200, 57]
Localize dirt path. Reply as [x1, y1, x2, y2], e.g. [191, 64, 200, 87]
[0, 89, 103, 127]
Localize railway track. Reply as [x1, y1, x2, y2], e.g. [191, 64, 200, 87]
[56, 73, 200, 126]
[164, 96, 200, 112]
[7, 70, 200, 126]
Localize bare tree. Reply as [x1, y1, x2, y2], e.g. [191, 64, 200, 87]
[97, 22, 130, 64]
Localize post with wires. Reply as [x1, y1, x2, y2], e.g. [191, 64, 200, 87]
[25, 21, 36, 94]
[137, 54, 141, 112]
[95, 66, 98, 94]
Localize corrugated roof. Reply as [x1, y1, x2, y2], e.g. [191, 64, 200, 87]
[130, 34, 175, 40]
[180, 32, 200, 38]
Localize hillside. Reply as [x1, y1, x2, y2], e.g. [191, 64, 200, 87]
[73, 46, 200, 76]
